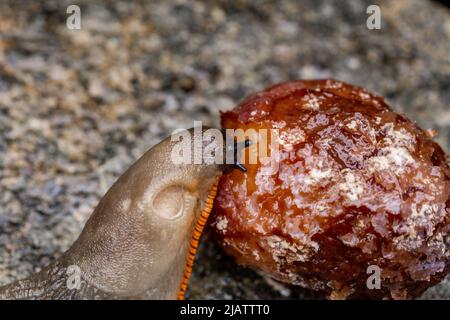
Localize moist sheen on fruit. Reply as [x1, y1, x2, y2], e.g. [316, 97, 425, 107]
[209, 79, 450, 299]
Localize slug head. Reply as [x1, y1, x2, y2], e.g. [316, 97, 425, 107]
[64, 127, 245, 298]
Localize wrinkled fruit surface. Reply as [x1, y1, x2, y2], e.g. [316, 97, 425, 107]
[210, 80, 450, 299]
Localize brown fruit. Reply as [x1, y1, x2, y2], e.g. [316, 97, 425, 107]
[210, 80, 450, 299]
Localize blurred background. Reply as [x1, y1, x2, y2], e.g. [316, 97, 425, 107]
[0, 0, 449, 299]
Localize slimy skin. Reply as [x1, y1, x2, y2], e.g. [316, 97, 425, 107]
[0, 127, 238, 299]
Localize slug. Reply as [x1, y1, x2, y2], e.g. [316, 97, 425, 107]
[0, 127, 248, 300]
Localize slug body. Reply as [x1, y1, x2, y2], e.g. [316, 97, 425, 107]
[0, 127, 233, 299]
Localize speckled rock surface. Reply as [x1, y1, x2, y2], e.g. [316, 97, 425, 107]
[0, 0, 449, 299]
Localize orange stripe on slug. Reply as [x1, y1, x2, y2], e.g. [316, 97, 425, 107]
[177, 179, 219, 300]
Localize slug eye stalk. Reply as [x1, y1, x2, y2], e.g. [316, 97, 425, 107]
[222, 128, 252, 173]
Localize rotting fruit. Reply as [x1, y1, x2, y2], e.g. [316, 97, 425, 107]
[209, 80, 450, 299]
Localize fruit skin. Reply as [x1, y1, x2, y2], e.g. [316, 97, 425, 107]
[209, 79, 450, 299]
